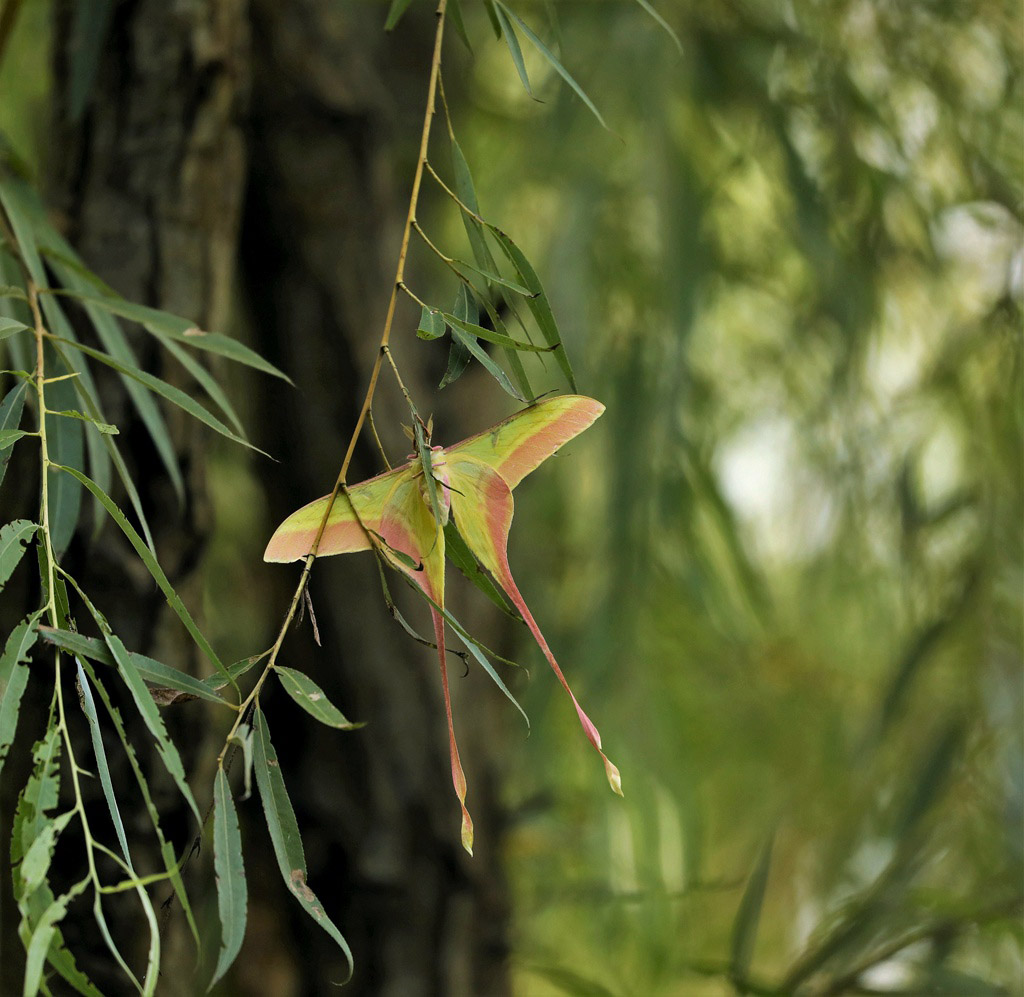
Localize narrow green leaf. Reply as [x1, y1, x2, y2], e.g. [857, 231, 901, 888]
[0, 612, 43, 779]
[490, 228, 577, 390]
[0, 520, 37, 592]
[450, 324, 524, 400]
[160, 335, 247, 437]
[51, 258, 185, 496]
[492, 2, 536, 98]
[51, 410, 118, 434]
[75, 654, 201, 953]
[417, 306, 446, 341]
[384, 0, 417, 31]
[211, 768, 247, 988]
[101, 630, 201, 823]
[228, 723, 254, 801]
[44, 353, 85, 556]
[41, 627, 230, 706]
[439, 282, 477, 390]
[57, 289, 292, 382]
[252, 708, 353, 980]
[53, 466, 235, 692]
[446, 143, 535, 399]
[450, 138, 490, 263]
[51, 336, 270, 458]
[632, 0, 684, 54]
[439, 336, 471, 390]
[0, 428, 32, 447]
[392, 568, 530, 728]
[0, 284, 29, 302]
[91, 894, 145, 996]
[494, 2, 608, 129]
[482, 0, 502, 37]
[0, 380, 29, 486]
[729, 830, 775, 983]
[452, 258, 534, 296]
[447, 610, 530, 730]
[24, 878, 90, 997]
[50, 341, 158, 552]
[75, 660, 132, 864]
[375, 557, 440, 649]
[442, 310, 551, 353]
[0, 179, 114, 516]
[276, 667, 363, 730]
[202, 652, 268, 693]
[443, 521, 518, 618]
[0, 316, 30, 340]
[448, 0, 472, 50]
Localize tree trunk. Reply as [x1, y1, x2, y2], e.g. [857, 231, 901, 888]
[34, 1, 511, 993]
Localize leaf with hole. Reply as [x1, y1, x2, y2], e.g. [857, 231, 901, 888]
[0, 611, 43, 779]
[0, 380, 28, 487]
[276, 667, 364, 730]
[0, 519, 37, 592]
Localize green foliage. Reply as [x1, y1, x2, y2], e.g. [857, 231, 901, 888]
[2, 0, 1019, 991]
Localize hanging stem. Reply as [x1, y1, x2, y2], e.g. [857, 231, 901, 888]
[216, 0, 450, 759]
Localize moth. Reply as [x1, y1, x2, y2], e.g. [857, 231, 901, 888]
[265, 394, 621, 853]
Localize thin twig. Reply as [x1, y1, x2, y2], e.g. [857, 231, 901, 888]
[214, 0, 450, 761]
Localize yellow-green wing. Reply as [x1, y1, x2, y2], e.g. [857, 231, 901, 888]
[447, 454, 621, 796]
[446, 395, 604, 489]
[263, 462, 413, 563]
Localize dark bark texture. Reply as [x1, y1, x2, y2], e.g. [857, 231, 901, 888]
[2, 1, 511, 993]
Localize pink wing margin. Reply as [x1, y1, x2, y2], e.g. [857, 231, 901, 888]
[447, 395, 605, 489]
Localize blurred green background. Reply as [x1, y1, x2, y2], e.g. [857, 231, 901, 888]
[2, 0, 1021, 993]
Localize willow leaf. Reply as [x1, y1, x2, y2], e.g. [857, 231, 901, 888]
[44, 356, 85, 557]
[58, 289, 291, 382]
[211, 768, 247, 988]
[24, 879, 90, 997]
[729, 830, 775, 983]
[384, 0, 417, 31]
[101, 630, 201, 823]
[494, 2, 608, 129]
[75, 660, 131, 864]
[492, 2, 536, 98]
[276, 667, 363, 730]
[632, 0, 684, 54]
[49, 251, 184, 497]
[0, 611, 43, 779]
[0, 380, 28, 487]
[53, 466, 234, 692]
[0, 519, 37, 592]
[442, 310, 551, 353]
[41, 627, 230, 706]
[76, 655, 202, 953]
[0, 316, 30, 339]
[490, 228, 577, 390]
[450, 324, 524, 400]
[253, 708, 353, 980]
[51, 336, 268, 457]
